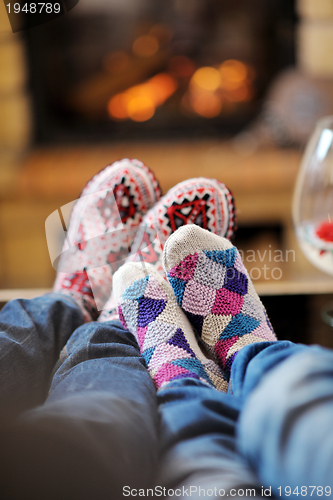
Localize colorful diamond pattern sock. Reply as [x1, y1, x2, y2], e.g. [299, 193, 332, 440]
[53, 158, 161, 321]
[113, 262, 228, 391]
[99, 177, 236, 322]
[163, 225, 277, 379]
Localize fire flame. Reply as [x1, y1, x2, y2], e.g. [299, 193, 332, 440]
[108, 73, 178, 122]
[107, 58, 254, 122]
[185, 59, 254, 118]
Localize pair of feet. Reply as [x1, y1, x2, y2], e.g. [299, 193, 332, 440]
[114, 225, 277, 392]
[53, 158, 276, 391]
[53, 158, 236, 321]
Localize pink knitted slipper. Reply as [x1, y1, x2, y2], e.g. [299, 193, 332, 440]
[52, 158, 161, 321]
[99, 177, 236, 322]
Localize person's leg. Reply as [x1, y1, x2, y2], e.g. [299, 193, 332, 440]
[162, 225, 333, 497]
[0, 292, 84, 421]
[0, 320, 159, 500]
[157, 379, 262, 499]
[163, 225, 277, 384]
[0, 159, 162, 498]
[157, 341, 331, 499]
[113, 260, 263, 499]
[234, 342, 333, 497]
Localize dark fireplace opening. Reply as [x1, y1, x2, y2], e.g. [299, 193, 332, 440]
[24, 0, 297, 144]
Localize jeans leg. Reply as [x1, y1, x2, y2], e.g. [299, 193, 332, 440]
[233, 342, 333, 497]
[158, 379, 262, 499]
[0, 292, 84, 421]
[229, 340, 308, 400]
[0, 321, 159, 500]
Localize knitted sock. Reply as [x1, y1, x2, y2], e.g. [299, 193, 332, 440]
[113, 262, 228, 391]
[53, 158, 161, 322]
[99, 177, 236, 322]
[163, 225, 277, 380]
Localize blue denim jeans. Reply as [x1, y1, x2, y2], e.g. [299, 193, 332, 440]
[0, 294, 333, 500]
[158, 341, 333, 498]
[0, 293, 159, 499]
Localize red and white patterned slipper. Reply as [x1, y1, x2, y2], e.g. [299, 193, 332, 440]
[53, 158, 161, 322]
[99, 177, 236, 322]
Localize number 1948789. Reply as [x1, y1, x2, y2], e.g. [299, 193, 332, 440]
[6, 3, 61, 14]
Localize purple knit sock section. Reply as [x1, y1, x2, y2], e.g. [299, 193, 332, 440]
[137, 297, 166, 327]
[223, 268, 248, 295]
[184, 311, 204, 336]
[224, 352, 237, 378]
[167, 329, 196, 357]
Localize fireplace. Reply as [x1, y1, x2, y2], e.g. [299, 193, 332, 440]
[24, 0, 296, 144]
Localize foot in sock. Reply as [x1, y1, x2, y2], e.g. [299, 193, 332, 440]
[130, 177, 236, 274]
[113, 262, 228, 392]
[53, 158, 161, 321]
[163, 225, 277, 380]
[99, 177, 236, 322]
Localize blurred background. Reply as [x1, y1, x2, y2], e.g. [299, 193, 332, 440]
[25, 0, 293, 142]
[1, 0, 333, 345]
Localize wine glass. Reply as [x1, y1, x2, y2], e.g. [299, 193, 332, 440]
[293, 115, 333, 277]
